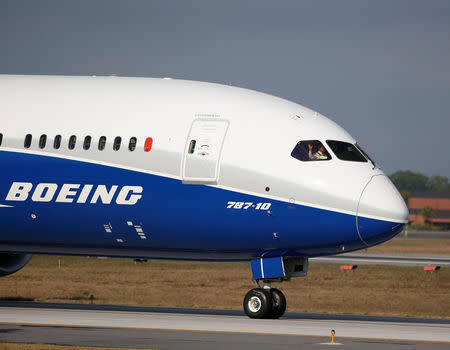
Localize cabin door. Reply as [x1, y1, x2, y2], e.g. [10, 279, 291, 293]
[182, 119, 229, 184]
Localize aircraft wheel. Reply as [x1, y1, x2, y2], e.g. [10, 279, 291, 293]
[268, 288, 286, 319]
[243, 288, 273, 319]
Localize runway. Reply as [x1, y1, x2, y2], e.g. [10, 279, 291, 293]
[311, 253, 450, 266]
[401, 230, 450, 239]
[0, 303, 449, 349]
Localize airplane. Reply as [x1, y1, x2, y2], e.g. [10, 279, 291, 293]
[0, 74, 409, 319]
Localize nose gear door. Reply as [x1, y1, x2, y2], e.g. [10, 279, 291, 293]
[182, 119, 229, 185]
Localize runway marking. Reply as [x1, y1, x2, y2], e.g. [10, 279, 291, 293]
[2, 306, 449, 324]
[3, 307, 447, 331]
[2, 305, 449, 343]
[1, 322, 449, 344]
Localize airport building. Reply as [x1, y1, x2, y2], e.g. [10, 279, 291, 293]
[409, 192, 450, 229]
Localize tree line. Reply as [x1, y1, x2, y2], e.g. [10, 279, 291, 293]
[389, 170, 450, 192]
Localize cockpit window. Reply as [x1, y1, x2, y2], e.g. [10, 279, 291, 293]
[326, 140, 367, 162]
[291, 140, 331, 161]
[356, 143, 376, 166]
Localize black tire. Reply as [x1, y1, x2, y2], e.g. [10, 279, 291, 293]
[268, 288, 287, 319]
[243, 288, 273, 319]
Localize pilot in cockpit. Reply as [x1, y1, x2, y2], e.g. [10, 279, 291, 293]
[308, 143, 328, 160]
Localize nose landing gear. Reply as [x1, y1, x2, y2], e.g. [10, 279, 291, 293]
[243, 281, 287, 319]
[268, 287, 287, 319]
[245, 256, 307, 319]
[243, 288, 273, 318]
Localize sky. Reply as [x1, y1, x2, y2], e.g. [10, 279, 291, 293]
[1, 0, 449, 177]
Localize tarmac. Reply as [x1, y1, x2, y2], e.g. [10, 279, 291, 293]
[0, 302, 449, 350]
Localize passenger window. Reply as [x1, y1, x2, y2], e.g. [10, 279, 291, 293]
[24, 134, 32, 149]
[39, 135, 47, 149]
[98, 136, 106, 151]
[144, 137, 153, 152]
[83, 136, 92, 150]
[291, 140, 331, 161]
[68, 135, 77, 150]
[0, 133, 3, 147]
[113, 136, 121, 151]
[128, 137, 137, 151]
[326, 140, 367, 162]
[54, 135, 62, 149]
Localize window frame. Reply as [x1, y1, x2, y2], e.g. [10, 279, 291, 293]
[356, 143, 376, 166]
[128, 137, 137, 151]
[39, 134, 47, 149]
[54, 135, 62, 149]
[98, 136, 107, 151]
[326, 140, 367, 163]
[144, 137, 153, 152]
[68, 135, 77, 150]
[24, 134, 32, 149]
[113, 136, 122, 151]
[291, 140, 332, 162]
[188, 140, 196, 154]
[83, 136, 92, 150]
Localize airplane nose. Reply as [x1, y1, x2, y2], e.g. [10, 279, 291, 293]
[357, 175, 409, 245]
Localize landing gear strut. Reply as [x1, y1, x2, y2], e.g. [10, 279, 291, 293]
[245, 256, 308, 319]
[243, 280, 287, 319]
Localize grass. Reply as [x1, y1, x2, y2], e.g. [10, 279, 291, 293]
[364, 237, 450, 255]
[0, 238, 449, 319]
[0, 297, 34, 302]
[0, 344, 155, 350]
[410, 224, 446, 231]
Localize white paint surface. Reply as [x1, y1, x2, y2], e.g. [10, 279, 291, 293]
[0, 308, 448, 343]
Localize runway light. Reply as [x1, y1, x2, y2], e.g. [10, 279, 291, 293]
[340, 265, 358, 270]
[319, 329, 343, 346]
[424, 266, 440, 271]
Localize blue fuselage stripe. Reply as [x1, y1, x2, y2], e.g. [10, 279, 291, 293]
[0, 151, 404, 260]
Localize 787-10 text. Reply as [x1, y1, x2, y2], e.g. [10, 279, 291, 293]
[226, 202, 271, 210]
